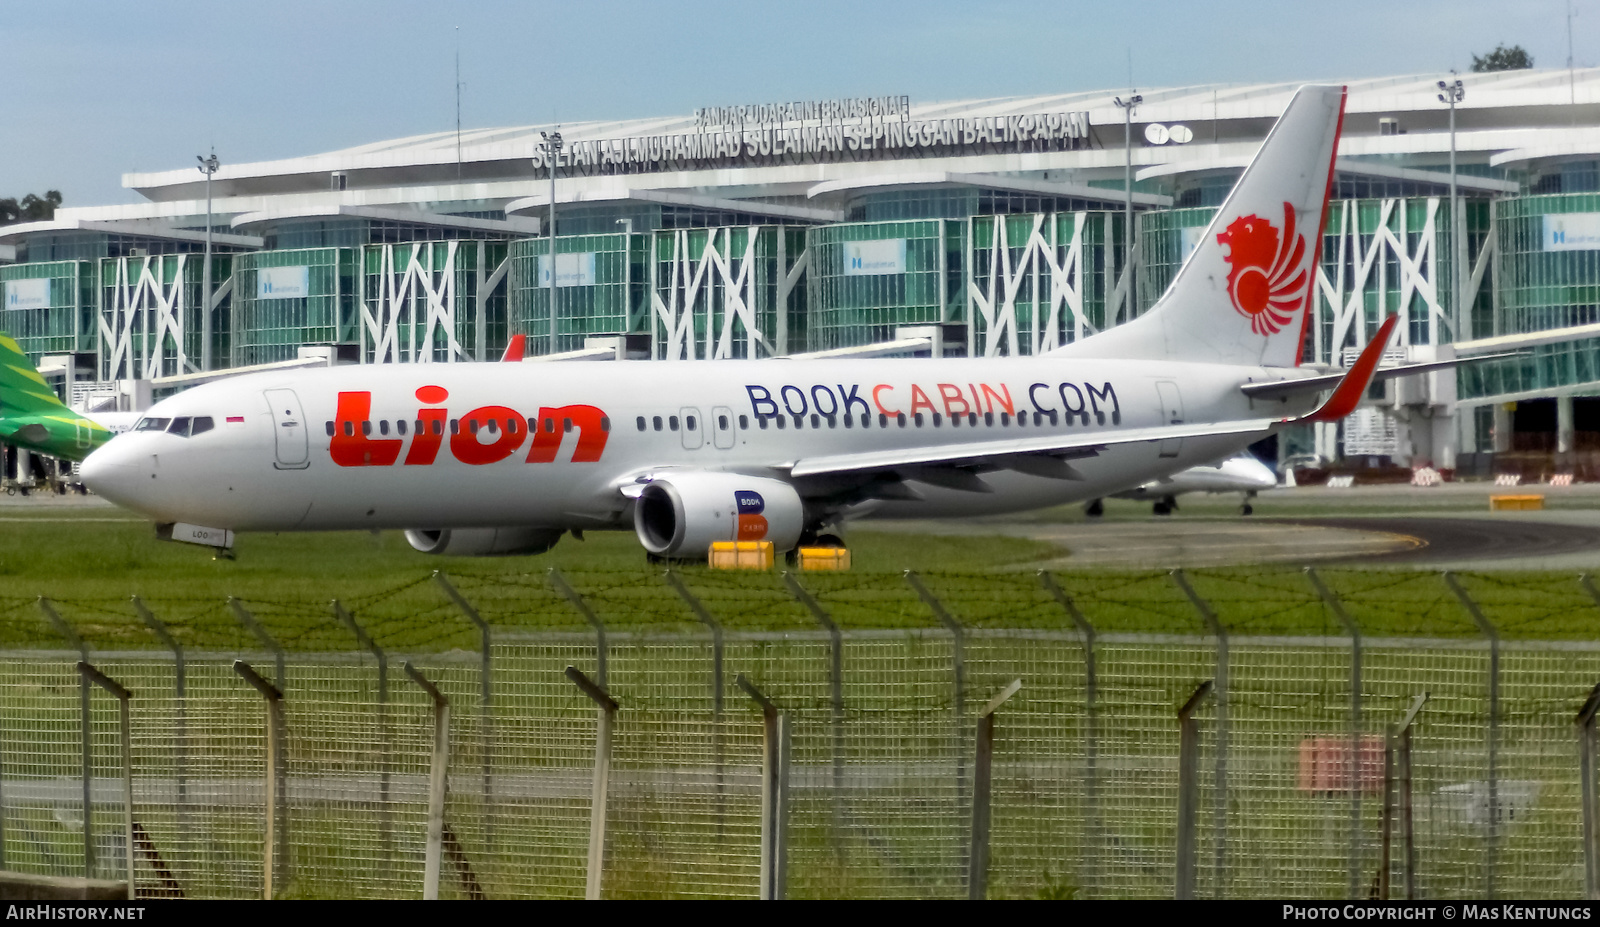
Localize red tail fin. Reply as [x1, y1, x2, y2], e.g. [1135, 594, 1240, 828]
[500, 334, 526, 363]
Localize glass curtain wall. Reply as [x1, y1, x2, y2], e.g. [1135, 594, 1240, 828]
[967, 212, 1116, 354]
[359, 240, 509, 362]
[230, 248, 357, 366]
[646, 226, 807, 359]
[1496, 193, 1600, 335]
[805, 220, 964, 352]
[1, 261, 95, 360]
[97, 254, 231, 379]
[508, 233, 646, 356]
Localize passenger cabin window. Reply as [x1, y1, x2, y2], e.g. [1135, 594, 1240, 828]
[361, 421, 372, 436]
[637, 416, 647, 431]
[325, 421, 335, 436]
[136, 417, 170, 432]
[398, 420, 408, 436]
[718, 414, 729, 430]
[450, 419, 460, 434]
[379, 420, 390, 436]
[669, 416, 679, 431]
[738, 415, 748, 429]
[685, 415, 697, 431]
[600, 416, 611, 432]
[652, 416, 663, 431]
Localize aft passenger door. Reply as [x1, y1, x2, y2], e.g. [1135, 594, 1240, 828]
[263, 388, 310, 470]
[1156, 381, 1184, 459]
[711, 406, 735, 450]
[680, 407, 704, 450]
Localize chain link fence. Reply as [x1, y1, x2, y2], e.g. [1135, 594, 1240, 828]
[2, 567, 1600, 898]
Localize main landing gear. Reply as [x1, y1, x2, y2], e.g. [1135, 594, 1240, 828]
[1152, 495, 1178, 516]
[1084, 499, 1104, 518]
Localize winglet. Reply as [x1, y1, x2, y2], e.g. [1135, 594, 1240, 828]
[1304, 314, 1399, 422]
[500, 334, 526, 363]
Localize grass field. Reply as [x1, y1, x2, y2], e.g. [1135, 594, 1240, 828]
[3, 500, 1600, 648]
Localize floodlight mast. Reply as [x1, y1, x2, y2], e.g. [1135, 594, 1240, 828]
[1437, 78, 1466, 340]
[541, 130, 564, 354]
[196, 150, 220, 372]
[1114, 94, 1144, 316]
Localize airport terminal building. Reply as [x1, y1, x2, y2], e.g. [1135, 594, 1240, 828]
[3, 69, 1599, 477]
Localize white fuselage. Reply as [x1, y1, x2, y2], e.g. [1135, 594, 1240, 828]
[80, 355, 1312, 535]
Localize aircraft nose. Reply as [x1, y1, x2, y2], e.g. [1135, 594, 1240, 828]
[79, 441, 144, 509]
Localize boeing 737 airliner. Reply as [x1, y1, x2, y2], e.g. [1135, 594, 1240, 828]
[80, 85, 1458, 559]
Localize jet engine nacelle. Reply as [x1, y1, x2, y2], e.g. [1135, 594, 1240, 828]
[404, 527, 563, 557]
[633, 472, 804, 558]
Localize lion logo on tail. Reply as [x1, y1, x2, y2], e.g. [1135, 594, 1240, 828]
[1216, 201, 1309, 337]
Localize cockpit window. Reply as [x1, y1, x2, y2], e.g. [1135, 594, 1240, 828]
[135, 417, 171, 432]
[168, 417, 192, 436]
[190, 416, 214, 436]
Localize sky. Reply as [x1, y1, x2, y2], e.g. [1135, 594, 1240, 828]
[2, 0, 1594, 207]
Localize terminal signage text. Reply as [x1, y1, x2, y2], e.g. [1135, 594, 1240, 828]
[3, 278, 50, 311]
[531, 111, 1094, 177]
[1544, 213, 1600, 252]
[257, 265, 311, 299]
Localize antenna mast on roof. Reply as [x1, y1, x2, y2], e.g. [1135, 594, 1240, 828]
[1568, 0, 1578, 111]
[455, 26, 463, 182]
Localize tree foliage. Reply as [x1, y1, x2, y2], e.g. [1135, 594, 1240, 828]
[1472, 44, 1534, 72]
[0, 191, 63, 226]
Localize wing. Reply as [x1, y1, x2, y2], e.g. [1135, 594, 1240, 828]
[785, 419, 1282, 483]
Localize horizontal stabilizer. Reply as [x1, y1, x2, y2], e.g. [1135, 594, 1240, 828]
[1241, 350, 1522, 400]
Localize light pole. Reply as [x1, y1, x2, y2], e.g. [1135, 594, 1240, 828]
[195, 150, 220, 371]
[541, 130, 564, 354]
[1114, 94, 1143, 318]
[1437, 78, 1465, 340]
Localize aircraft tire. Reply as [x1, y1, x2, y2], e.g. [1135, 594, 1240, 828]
[1085, 499, 1104, 518]
[1152, 501, 1171, 516]
[813, 533, 846, 549]
[1241, 503, 1254, 516]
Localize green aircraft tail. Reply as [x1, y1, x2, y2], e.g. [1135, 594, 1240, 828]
[0, 332, 110, 462]
[0, 332, 71, 416]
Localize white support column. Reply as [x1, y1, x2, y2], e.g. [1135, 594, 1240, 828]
[1559, 394, 1576, 454]
[1493, 403, 1514, 454]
